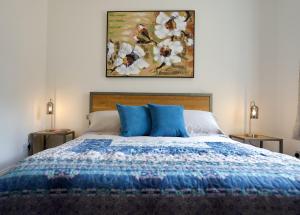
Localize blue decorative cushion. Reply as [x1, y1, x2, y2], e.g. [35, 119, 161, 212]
[116, 104, 151, 137]
[148, 104, 189, 137]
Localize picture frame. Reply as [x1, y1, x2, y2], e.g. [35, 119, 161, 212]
[106, 10, 195, 78]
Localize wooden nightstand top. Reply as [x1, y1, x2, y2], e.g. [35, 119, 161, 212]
[229, 134, 283, 141]
[28, 129, 75, 155]
[32, 129, 75, 136]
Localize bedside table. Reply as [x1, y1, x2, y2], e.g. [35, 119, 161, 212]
[229, 134, 283, 153]
[28, 129, 75, 155]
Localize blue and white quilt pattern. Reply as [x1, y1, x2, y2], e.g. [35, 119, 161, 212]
[1, 134, 300, 197]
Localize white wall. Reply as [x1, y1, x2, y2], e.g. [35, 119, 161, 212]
[255, 0, 280, 152]
[273, 0, 300, 155]
[1, 0, 298, 171]
[0, 0, 48, 170]
[256, 0, 300, 155]
[47, 0, 261, 137]
[47, 0, 300, 155]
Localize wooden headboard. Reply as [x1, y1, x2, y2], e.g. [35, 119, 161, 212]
[90, 92, 212, 112]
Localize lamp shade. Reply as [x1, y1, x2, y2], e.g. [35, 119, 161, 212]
[47, 99, 54, 115]
[250, 101, 258, 119]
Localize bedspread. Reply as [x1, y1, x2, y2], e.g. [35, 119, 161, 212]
[1, 134, 300, 214]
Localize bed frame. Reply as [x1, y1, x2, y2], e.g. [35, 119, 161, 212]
[89, 92, 212, 113]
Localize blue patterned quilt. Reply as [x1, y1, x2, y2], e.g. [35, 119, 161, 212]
[1, 134, 300, 198]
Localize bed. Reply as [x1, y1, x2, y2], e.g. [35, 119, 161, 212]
[0, 92, 300, 215]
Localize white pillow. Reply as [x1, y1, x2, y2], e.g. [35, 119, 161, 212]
[184, 110, 223, 136]
[86, 111, 120, 133]
[86, 109, 223, 136]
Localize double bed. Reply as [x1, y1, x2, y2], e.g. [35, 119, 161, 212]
[0, 93, 300, 214]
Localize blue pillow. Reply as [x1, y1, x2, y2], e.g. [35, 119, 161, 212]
[116, 104, 151, 137]
[148, 104, 189, 137]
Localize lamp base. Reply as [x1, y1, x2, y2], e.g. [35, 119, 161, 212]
[246, 134, 258, 138]
[44, 129, 71, 132]
[44, 129, 57, 132]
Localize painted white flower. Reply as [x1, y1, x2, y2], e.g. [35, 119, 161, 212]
[185, 38, 193, 46]
[107, 41, 115, 59]
[114, 43, 149, 75]
[153, 39, 183, 66]
[155, 12, 187, 39]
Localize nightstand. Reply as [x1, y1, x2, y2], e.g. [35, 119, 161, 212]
[28, 129, 75, 155]
[229, 134, 283, 153]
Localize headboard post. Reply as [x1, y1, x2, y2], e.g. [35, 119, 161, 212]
[89, 92, 212, 113]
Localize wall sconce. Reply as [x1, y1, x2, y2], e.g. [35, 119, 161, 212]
[46, 99, 54, 130]
[249, 101, 259, 137]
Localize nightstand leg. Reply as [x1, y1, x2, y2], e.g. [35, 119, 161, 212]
[259, 141, 263, 148]
[279, 140, 283, 153]
[63, 135, 67, 143]
[43, 135, 47, 150]
[72, 131, 75, 140]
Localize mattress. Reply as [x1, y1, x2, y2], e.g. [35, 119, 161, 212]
[0, 133, 300, 214]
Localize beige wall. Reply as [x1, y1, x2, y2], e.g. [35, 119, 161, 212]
[0, 0, 48, 170]
[47, 0, 261, 137]
[255, 0, 300, 155]
[271, 0, 300, 155]
[47, 0, 300, 156]
[1, 0, 299, 171]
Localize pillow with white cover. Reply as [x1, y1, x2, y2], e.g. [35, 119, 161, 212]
[184, 110, 223, 136]
[86, 110, 223, 136]
[86, 111, 120, 133]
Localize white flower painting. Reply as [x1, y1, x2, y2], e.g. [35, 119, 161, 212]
[106, 11, 195, 77]
[114, 43, 149, 75]
[107, 41, 115, 60]
[153, 39, 183, 66]
[155, 12, 187, 39]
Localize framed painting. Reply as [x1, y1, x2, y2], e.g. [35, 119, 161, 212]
[106, 10, 195, 78]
